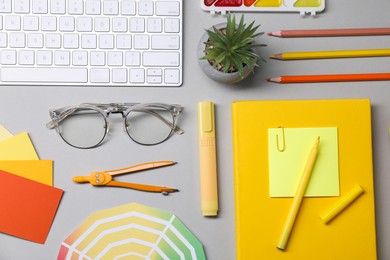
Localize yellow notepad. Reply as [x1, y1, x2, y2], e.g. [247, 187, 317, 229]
[232, 99, 376, 260]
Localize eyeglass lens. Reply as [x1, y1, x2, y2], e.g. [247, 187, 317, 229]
[125, 107, 175, 145]
[58, 108, 107, 148]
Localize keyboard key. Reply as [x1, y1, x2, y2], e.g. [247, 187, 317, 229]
[1, 50, 16, 64]
[54, 50, 70, 65]
[103, 0, 119, 15]
[116, 34, 131, 49]
[147, 18, 162, 33]
[125, 51, 140, 66]
[81, 34, 97, 49]
[77, 17, 93, 32]
[23, 16, 39, 31]
[107, 51, 123, 66]
[95, 17, 110, 32]
[129, 68, 145, 83]
[68, 0, 84, 15]
[63, 33, 79, 49]
[14, 0, 30, 14]
[156, 1, 180, 16]
[37, 50, 52, 65]
[45, 33, 61, 48]
[164, 68, 180, 84]
[129, 17, 144, 32]
[5, 15, 21, 30]
[143, 51, 179, 66]
[90, 51, 105, 65]
[27, 33, 44, 48]
[32, 0, 48, 14]
[139, 1, 153, 16]
[41, 16, 57, 31]
[50, 0, 66, 14]
[165, 18, 180, 33]
[18, 50, 34, 65]
[147, 68, 162, 83]
[59, 16, 75, 31]
[134, 34, 149, 49]
[72, 51, 88, 66]
[9, 32, 26, 48]
[0, 32, 8, 47]
[90, 68, 110, 83]
[151, 35, 179, 50]
[85, 0, 101, 15]
[112, 68, 127, 83]
[121, 0, 136, 15]
[0, 0, 12, 13]
[99, 34, 114, 49]
[112, 17, 127, 32]
[0, 67, 88, 82]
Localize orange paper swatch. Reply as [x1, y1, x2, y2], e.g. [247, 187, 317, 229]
[0, 169, 63, 244]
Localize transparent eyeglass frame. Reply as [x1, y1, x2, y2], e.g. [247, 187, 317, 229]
[46, 103, 184, 149]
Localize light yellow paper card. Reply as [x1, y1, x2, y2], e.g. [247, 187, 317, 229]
[0, 132, 39, 160]
[0, 160, 53, 186]
[0, 124, 13, 142]
[268, 127, 339, 197]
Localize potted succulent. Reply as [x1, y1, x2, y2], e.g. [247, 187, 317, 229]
[197, 14, 266, 84]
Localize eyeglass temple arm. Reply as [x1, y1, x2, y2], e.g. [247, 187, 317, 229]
[105, 160, 176, 176]
[46, 108, 79, 129]
[135, 109, 184, 135]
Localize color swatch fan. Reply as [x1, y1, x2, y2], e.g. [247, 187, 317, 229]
[58, 203, 206, 260]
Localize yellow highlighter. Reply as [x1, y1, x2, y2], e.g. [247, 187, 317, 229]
[198, 101, 219, 216]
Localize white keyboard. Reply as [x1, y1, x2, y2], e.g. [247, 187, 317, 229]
[0, 0, 182, 86]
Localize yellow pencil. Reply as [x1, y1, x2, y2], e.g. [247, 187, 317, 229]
[277, 137, 320, 251]
[270, 49, 390, 60]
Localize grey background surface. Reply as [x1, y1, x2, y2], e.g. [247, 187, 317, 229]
[1, 0, 390, 259]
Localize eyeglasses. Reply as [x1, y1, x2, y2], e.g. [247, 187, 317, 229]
[46, 103, 183, 149]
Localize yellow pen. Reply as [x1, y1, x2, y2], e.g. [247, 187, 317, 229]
[277, 137, 320, 250]
[198, 101, 219, 216]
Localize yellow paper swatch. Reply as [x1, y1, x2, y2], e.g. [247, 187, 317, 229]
[0, 124, 13, 142]
[0, 132, 39, 160]
[0, 160, 53, 186]
[268, 127, 339, 197]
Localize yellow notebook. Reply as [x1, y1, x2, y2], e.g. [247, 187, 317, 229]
[232, 99, 377, 260]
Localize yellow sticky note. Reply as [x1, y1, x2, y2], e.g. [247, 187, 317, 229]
[0, 160, 53, 186]
[268, 127, 339, 197]
[0, 132, 39, 160]
[0, 124, 13, 142]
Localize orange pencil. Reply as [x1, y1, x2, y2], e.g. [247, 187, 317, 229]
[268, 28, 390, 38]
[268, 73, 390, 83]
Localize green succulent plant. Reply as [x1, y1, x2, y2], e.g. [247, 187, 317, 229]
[201, 14, 266, 77]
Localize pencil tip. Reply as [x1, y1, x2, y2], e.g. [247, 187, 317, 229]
[269, 54, 282, 60]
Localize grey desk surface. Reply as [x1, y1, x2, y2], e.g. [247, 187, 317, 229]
[1, 1, 390, 259]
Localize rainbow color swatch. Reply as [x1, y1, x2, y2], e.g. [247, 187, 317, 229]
[201, 0, 325, 15]
[58, 203, 206, 260]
